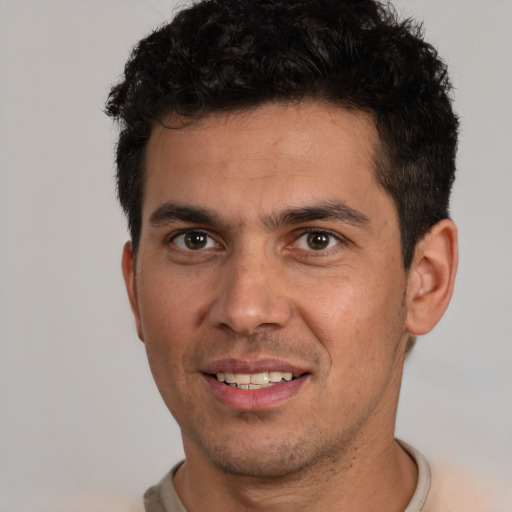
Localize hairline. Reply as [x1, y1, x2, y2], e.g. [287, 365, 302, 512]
[131, 98, 408, 265]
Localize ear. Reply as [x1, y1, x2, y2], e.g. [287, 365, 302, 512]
[405, 219, 458, 336]
[121, 241, 145, 342]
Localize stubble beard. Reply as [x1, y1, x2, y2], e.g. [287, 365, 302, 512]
[178, 308, 408, 481]
[184, 409, 362, 481]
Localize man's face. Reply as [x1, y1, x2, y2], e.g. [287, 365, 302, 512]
[125, 102, 412, 477]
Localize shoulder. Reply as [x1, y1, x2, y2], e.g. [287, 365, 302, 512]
[143, 462, 187, 512]
[398, 440, 509, 512]
[144, 483, 167, 512]
[423, 461, 509, 512]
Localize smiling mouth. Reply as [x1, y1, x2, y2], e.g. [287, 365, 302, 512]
[213, 371, 300, 389]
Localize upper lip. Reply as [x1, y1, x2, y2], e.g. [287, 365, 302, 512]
[201, 358, 309, 376]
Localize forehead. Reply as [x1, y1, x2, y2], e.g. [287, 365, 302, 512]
[143, 102, 388, 225]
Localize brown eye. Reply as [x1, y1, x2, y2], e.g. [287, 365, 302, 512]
[306, 232, 330, 250]
[173, 231, 216, 251]
[185, 232, 207, 250]
[294, 230, 340, 252]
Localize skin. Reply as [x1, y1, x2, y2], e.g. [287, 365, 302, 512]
[122, 102, 458, 511]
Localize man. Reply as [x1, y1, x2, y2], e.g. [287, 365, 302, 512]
[106, 1, 459, 510]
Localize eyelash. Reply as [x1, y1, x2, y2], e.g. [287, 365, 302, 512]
[167, 229, 220, 251]
[165, 228, 348, 254]
[291, 228, 346, 253]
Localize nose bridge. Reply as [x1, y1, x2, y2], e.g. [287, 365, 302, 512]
[208, 244, 291, 335]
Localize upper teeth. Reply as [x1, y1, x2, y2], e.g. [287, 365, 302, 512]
[216, 371, 294, 388]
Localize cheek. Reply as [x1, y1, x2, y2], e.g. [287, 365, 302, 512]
[139, 295, 199, 423]
[295, 269, 406, 358]
[296, 272, 407, 419]
[138, 268, 211, 337]
[136, 274, 206, 390]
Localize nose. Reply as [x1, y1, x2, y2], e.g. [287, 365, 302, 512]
[207, 251, 293, 336]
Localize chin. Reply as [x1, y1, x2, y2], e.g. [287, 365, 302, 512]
[192, 429, 341, 479]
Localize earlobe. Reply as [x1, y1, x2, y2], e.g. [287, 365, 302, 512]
[405, 219, 458, 336]
[121, 241, 145, 342]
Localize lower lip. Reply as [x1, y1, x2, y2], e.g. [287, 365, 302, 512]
[203, 374, 308, 411]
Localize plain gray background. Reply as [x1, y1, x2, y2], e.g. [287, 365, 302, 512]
[1, 1, 511, 510]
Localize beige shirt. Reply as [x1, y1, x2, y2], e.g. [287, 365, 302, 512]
[144, 441, 432, 512]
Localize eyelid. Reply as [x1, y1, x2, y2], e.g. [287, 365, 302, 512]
[290, 228, 348, 252]
[166, 228, 221, 250]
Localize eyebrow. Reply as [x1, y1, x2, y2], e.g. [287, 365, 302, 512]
[149, 203, 222, 227]
[148, 200, 370, 230]
[264, 201, 370, 229]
